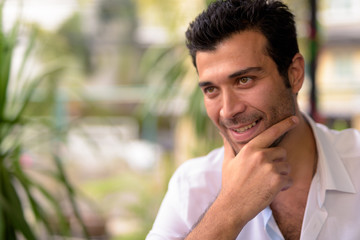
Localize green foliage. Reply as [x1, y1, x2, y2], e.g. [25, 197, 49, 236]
[57, 13, 92, 74]
[99, 0, 136, 22]
[138, 41, 222, 156]
[138, 44, 190, 113]
[205, 0, 215, 6]
[136, 0, 225, 157]
[0, 3, 88, 239]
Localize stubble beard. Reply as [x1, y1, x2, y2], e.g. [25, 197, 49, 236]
[219, 88, 296, 155]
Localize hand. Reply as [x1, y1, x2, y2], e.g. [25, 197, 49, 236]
[219, 116, 299, 225]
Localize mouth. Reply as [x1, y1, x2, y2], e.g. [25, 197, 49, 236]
[231, 120, 259, 133]
[225, 118, 262, 147]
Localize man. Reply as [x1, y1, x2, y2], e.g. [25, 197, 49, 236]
[146, 0, 360, 239]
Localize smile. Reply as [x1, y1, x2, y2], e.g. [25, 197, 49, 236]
[233, 121, 258, 133]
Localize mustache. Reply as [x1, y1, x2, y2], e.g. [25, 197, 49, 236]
[219, 113, 263, 128]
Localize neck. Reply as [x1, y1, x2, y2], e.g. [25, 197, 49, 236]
[280, 112, 318, 180]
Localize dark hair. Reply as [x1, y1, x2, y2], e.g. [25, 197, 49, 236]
[185, 0, 299, 84]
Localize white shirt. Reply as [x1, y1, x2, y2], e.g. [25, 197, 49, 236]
[146, 115, 360, 239]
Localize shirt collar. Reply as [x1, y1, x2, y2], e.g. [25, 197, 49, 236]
[304, 113, 356, 205]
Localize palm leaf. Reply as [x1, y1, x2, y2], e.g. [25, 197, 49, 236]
[52, 154, 90, 238]
[0, 3, 88, 239]
[12, 157, 71, 237]
[0, 163, 36, 240]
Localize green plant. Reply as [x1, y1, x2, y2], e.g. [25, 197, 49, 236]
[0, 3, 88, 239]
[138, 42, 222, 157]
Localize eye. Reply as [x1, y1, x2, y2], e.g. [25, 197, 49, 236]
[204, 86, 215, 94]
[235, 76, 254, 88]
[202, 86, 219, 98]
[237, 77, 251, 85]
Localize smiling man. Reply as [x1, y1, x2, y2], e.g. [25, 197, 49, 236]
[146, 0, 360, 239]
[197, 31, 299, 153]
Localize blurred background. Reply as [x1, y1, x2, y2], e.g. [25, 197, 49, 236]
[1, 0, 360, 239]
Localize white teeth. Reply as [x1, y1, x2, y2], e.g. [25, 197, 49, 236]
[234, 121, 257, 133]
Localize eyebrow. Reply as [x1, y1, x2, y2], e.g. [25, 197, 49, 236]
[198, 81, 213, 87]
[228, 67, 264, 78]
[198, 67, 264, 87]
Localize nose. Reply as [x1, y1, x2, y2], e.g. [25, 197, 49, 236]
[220, 90, 246, 119]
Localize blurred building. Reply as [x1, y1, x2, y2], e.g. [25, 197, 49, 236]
[318, 0, 360, 129]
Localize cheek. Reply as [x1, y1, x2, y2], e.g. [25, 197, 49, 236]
[204, 99, 221, 125]
[243, 86, 273, 110]
[260, 86, 296, 122]
[250, 81, 290, 108]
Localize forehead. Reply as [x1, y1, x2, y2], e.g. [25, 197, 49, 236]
[196, 31, 270, 80]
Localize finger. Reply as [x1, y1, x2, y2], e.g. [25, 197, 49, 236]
[274, 161, 291, 176]
[280, 177, 293, 191]
[271, 163, 292, 191]
[270, 147, 288, 162]
[220, 132, 236, 161]
[248, 116, 299, 148]
[255, 148, 290, 174]
[264, 147, 287, 163]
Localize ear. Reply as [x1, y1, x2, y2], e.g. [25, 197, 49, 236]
[288, 53, 305, 94]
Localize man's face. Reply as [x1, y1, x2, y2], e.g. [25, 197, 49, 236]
[196, 31, 297, 154]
